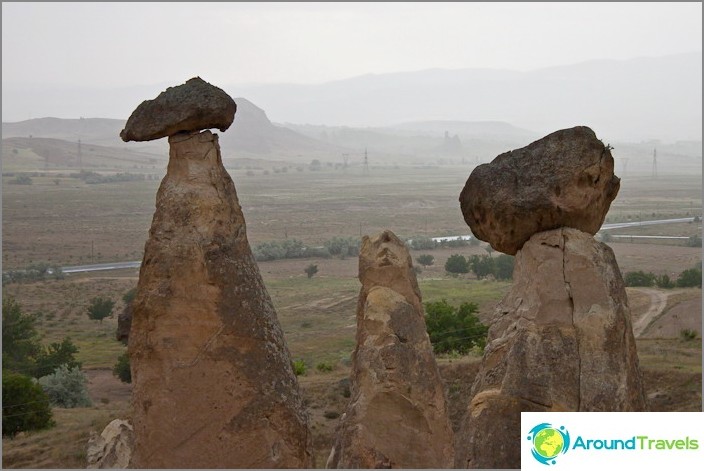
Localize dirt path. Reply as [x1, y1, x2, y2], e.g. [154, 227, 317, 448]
[631, 288, 668, 338]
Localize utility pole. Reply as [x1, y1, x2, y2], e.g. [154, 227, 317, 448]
[362, 148, 369, 176]
[651, 148, 657, 179]
[78, 139, 83, 169]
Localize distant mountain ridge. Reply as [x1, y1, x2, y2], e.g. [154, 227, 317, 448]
[2, 98, 339, 159]
[234, 52, 702, 142]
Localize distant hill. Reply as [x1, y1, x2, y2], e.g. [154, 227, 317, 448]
[2, 98, 339, 161]
[234, 53, 702, 143]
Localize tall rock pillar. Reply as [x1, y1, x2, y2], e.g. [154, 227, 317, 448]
[122, 78, 313, 468]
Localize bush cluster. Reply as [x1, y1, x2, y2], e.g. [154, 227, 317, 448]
[444, 254, 515, 280]
[424, 300, 488, 355]
[2, 262, 64, 286]
[252, 236, 361, 262]
[2, 297, 85, 436]
[624, 267, 701, 289]
[38, 365, 92, 408]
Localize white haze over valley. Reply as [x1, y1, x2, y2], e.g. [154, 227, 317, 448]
[2, 2, 702, 143]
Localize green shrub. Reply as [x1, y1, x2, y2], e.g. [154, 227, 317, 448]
[292, 359, 307, 376]
[416, 254, 435, 266]
[493, 254, 515, 280]
[680, 329, 698, 341]
[2, 371, 54, 436]
[424, 300, 488, 355]
[316, 361, 334, 373]
[655, 274, 675, 289]
[677, 268, 702, 288]
[304, 264, 319, 279]
[113, 352, 132, 383]
[38, 365, 92, 408]
[324, 237, 360, 258]
[624, 271, 655, 287]
[445, 254, 469, 274]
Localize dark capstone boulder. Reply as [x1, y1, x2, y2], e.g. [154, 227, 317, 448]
[120, 77, 236, 142]
[459, 126, 620, 255]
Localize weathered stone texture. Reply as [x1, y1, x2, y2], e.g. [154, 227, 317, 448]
[129, 130, 313, 468]
[86, 419, 134, 469]
[459, 126, 620, 255]
[455, 228, 647, 469]
[327, 230, 454, 469]
[120, 77, 236, 142]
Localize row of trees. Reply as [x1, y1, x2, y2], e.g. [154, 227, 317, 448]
[624, 267, 702, 289]
[440, 253, 515, 280]
[252, 236, 360, 262]
[2, 297, 91, 436]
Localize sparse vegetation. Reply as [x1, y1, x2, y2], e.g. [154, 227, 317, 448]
[680, 329, 698, 341]
[113, 352, 131, 383]
[292, 359, 307, 376]
[316, 361, 334, 373]
[305, 264, 319, 279]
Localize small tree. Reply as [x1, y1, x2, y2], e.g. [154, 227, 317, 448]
[304, 264, 319, 279]
[113, 352, 131, 383]
[33, 338, 81, 379]
[292, 359, 307, 376]
[2, 297, 41, 373]
[2, 371, 54, 436]
[87, 297, 115, 323]
[469, 255, 494, 280]
[425, 300, 488, 355]
[493, 254, 515, 281]
[445, 254, 469, 274]
[38, 365, 92, 408]
[416, 254, 435, 267]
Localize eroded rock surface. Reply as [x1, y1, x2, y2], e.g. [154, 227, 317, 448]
[327, 230, 454, 469]
[120, 77, 236, 142]
[86, 419, 134, 469]
[459, 126, 620, 255]
[454, 228, 647, 469]
[129, 130, 313, 468]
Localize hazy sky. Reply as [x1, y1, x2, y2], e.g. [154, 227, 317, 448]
[2, 2, 702, 88]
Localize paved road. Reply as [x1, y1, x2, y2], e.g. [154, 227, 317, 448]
[57, 217, 698, 274]
[61, 261, 141, 274]
[429, 216, 697, 243]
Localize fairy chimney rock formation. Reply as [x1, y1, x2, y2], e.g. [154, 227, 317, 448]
[327, 230, 454, 469]
[459, 126, 620, 255]
[120, 77, 236, 142]
[126, 81, 313, 468]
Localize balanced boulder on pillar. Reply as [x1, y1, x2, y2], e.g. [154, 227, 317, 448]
[125, 78, 313, 468]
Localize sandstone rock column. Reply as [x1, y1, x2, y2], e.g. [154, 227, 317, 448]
[123, 78, 313, 468]
[327, 230, 454, 469]
[454, 228, 647, 468]
[455, 127, 647, 469]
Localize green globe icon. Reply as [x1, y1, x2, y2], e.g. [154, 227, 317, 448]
[534, 428, 564, 458]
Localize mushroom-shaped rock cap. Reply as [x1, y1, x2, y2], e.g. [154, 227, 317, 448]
[459, 126, 620, 255]
[120, 77, 236, 142]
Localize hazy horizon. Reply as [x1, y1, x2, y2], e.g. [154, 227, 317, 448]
[2, 3, 702, 142]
